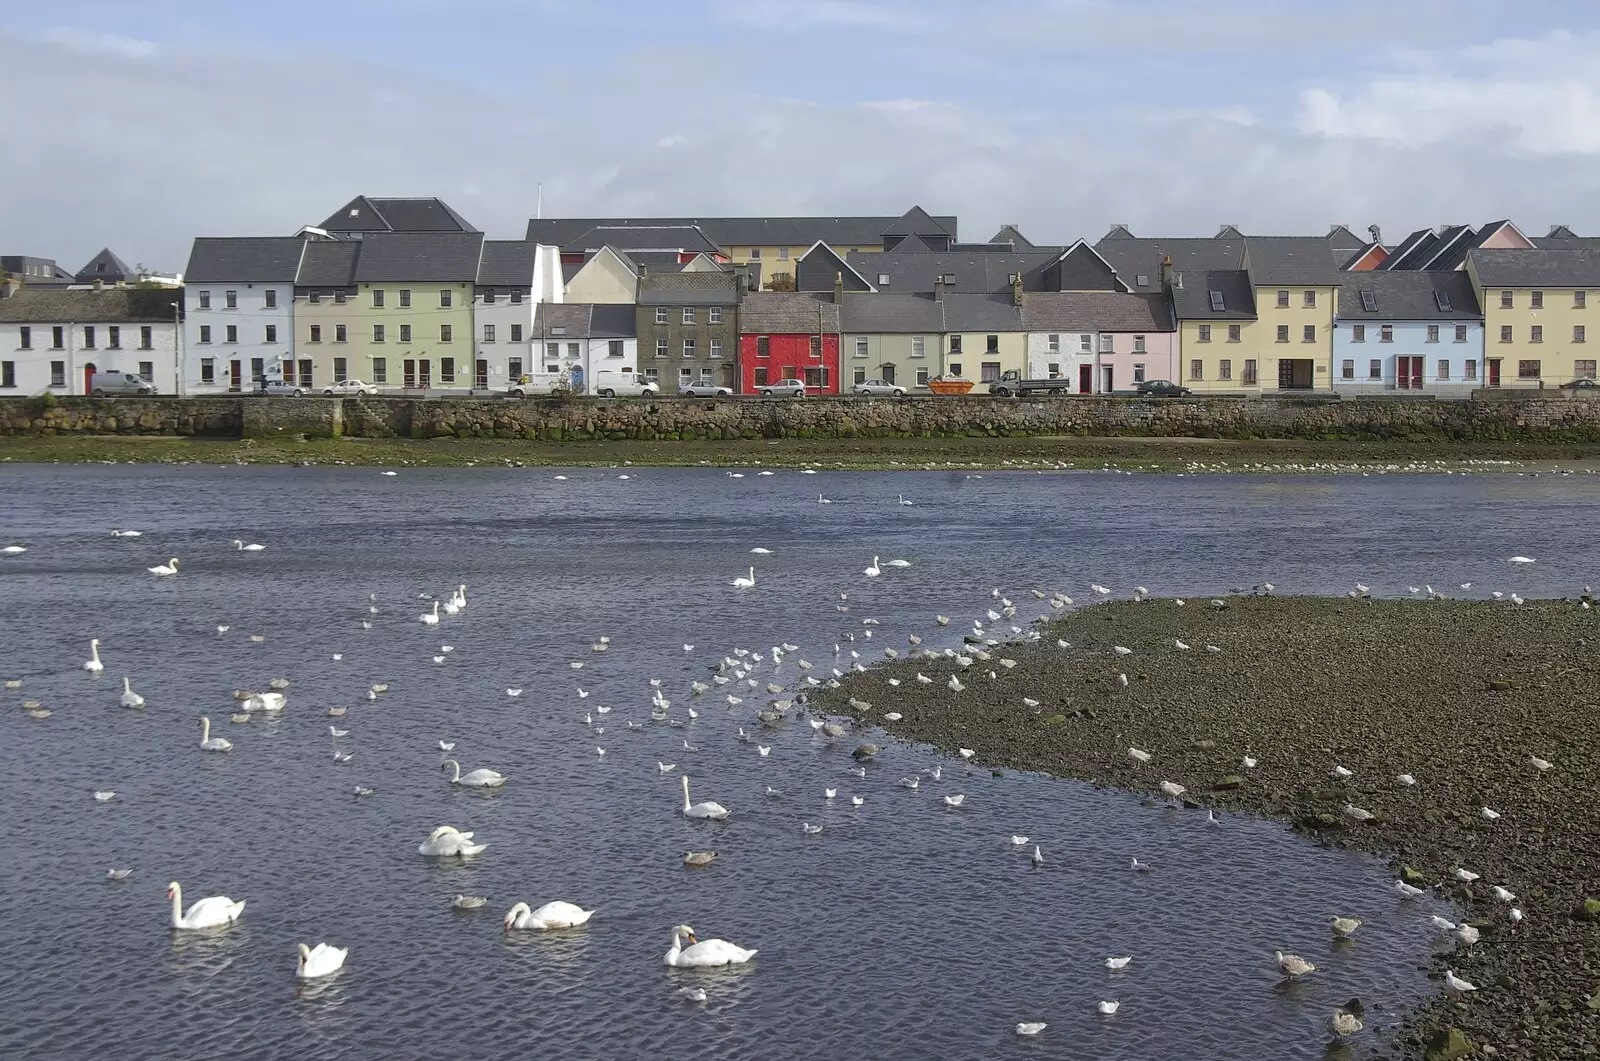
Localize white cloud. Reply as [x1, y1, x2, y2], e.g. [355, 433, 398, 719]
[711, 0, 938, 31]
[41, 27, 157, 58]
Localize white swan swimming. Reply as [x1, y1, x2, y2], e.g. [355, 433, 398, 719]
[199, 716, 233, 752]
[442, 759, 505, 787]
[148, 558, 180, 576]
[731, 567, 756, 589]
[662, 924, 757, 967]
[417, 825, 486, 857]
[863, 556, 881, 578]
[503, 900, 595, 931]
[296, 942, 348, 979]
[1, 544, 27, 554]
[241, 691, 285, 712]
[110, 529, 142, 537]
[681, 775, 729, 820]
[120, 677, 145, 709]
[420, 601, 440, 625]
[232, 540, 266, 552]
[886, 559, 911, 568]
[166, 881, 245, 929]
[84, 638, 104, 672]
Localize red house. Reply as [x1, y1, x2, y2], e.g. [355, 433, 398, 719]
[738, 293, 841, 394]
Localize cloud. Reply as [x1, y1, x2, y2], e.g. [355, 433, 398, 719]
[40, 27, 157, 58]
[710, 0, 939, 31]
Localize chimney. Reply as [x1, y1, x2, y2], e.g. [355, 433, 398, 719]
[1368, 225, 1383, 245]
[1011, 272, 1023, 307]
[1, 277, 19, 299]
[834, 270, 844, 305]
[1159, 255, 1173, 288]
[93, 278, 104, 291]
[934, 275, 945, 303]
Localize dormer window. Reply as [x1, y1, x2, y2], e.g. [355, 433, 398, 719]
[1136, 274, 1149, 287]
[1208, 290, 1226, 312]
[348, 208, 360, 218]
[1360, 290, 1378, 312]
[1435, 291, 1453, 312]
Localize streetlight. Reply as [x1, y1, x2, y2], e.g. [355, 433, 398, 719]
[170, 301, 183, 396]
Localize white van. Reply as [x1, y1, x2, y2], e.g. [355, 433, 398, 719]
[89, 371, 158, 396]
[590, 367, 659, 398]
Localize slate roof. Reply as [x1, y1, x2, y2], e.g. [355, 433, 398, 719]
[845, 248, 1059, 293]
[1216, 224, 1245, 239]
[1533, 236, 1600, 252]
[882, 205, 954, 237]
[740, 292, 841, 333]
[1336, 272, 1482, 321]
[525, 210, 957, 251]
[1326, 225, 1366, 248]
[588, 304, 636, 338]
[1171, 269, 1256, 320]
[1048, 241, 1129, 292]
[1020, 292, 1174, 332]
[1423, 224, 1502, 271]
[318, 196, 478, 234]
[533, 303, 632, 338]
[637, 271, 740, 306]
[1382, 229, 1442, 271]
[0, 286, 178, 322]
[1102, 225, 1136, 240]
[1094, 237, 1245, 293]
[942, 293, 1023, 331]
[1468, 248, 1600, 287]
[840, 293, 946, 333]
[475, 240, 538, 286]
[1244, 236, 1342, 286]
[794, 242, 876, 293]
[75, 248, 135, 283]
[1547, 225, 1579, 238]
[990, 225, 1035, 250]
[567, 225, 723, 256]
[185, 237, 306, 283]
[294, 241, 360, 287]
[351, 232, 484, 282]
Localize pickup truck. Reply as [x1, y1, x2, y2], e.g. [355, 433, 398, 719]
[986, 370, 1076, 397]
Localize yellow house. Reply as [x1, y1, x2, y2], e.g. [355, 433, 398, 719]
[352, 232, 483, 391]
[941, 293, 1028, 384]
[293, 241, 363, 389]
[564, 246, 638, 304]
[1467, 248, 1600, 388]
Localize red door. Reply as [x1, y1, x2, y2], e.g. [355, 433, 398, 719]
[1488, 359, 1501, 387]
[1397, 356, 1424, 389]
[1078, 365, 1092, 393]
[83, 363, 97, 393]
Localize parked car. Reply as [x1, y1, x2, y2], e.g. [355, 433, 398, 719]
[323, 379, 377, 396]
[681, 380, 733, 398]
[256, 378, 307, 397]
[1560, 378, 1600, 390]
[88, 371, 158, 397]
[1134, 380, 1192, 398]
[760, 378, 807, 398]
[854, 378, 907, 397]
[986, 370, 1075, 397]
[590, 371, 659, 398]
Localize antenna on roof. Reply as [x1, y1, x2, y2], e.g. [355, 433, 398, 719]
[537, 182, 543, 221]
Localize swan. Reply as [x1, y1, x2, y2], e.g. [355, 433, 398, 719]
[232, 540, 266, 552]
[166, 881, 245, 929]
[731, 567, 756, 589]
[199, 716, 233, 752]
[110, 529, 142, 537]
[148, 558, 180, 576]
[83, 638, 104, 672]
[1274, 950, 1316, 979]
[442, 759, 505, 787]
[120, 677, 145, 709]
[886, 559, 911, 567]
[662, 924, 757, 968]
[241, 691, 285, 712]
[417, 825, 487, 857]
[503, 900, 595, 931]
[1, 544, 27, 554]
[420, 601, 440, 625]
[817, 494, 833, 504]
[295, 942, 347, 979]
[864, 556, 881, 578]
[750, 547, 772, 554]
[681, 775, 729, 820]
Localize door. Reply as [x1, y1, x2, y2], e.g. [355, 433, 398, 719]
[1078, 365, 1092, 393]
[403, 359, 417, 389]
[1278, 358, 1295, 390]
[1488, 359, 1501, 387]
[298, 359, 313, 388]
[881, 363, 896, 385]
[83, 363, 97, 393]
[474, 359, 489, 390]
[229, 360, 242, 392]
[1101, 365, 1114, 393]
[1397, 356, 1423, 390]
[418, 360, 432, 389]
[570, 364, 584, 391]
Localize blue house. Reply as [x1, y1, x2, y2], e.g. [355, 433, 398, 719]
[1334, 272, 1483, 395]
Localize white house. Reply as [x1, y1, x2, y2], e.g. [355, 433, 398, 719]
[533, 303, 638, 394]
[183, 237, 305, 393]
[0, 282, 181, 394]
[473, 241, 536, 391]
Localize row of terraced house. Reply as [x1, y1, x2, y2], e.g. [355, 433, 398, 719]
[4, 197, 1600, 398]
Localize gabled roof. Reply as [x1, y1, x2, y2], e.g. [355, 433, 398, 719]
[1020, 291, 1173, 332]
[0, 286, 178, 323]
[525, 211, 957, 251]
[845, 248, 1060, 294]
[1326, 225, 1366, 248]
[1536, 236, 1600, 252]
[1382, 229, 1443, 271]
[740, 292, 841, 333]
[1468, 248, 1600, 287]
[840, 292, 945, 333]
[795, 242, 876, 292]
[637, 270, 740, 306]
[1102, 225, 1136, 240]
[1335, 242, 1388, 271]
[475, 240, 538, 286]
[567, 225, 723, 256]
[890, 234, 932, 254]
[1337, 271, 1482, 321]
[1094, 236, 1245, 292]
[75, 248, 134, 283]
[185, 237, 306, 283]
[532, 303, 639, 338]
[351, 232, 485, 282]
[1413, 226, 1476, 270]
[318, 196, 478, 234]
[1244, 236, 1341, 286]
[1546, 224, 1579, 238]
[883, 205, 954, 237]
[990, 225, 1035, 250]
[295, 241, 360, 287]
[1047, 240, 1129, 292]
[943, 292, 1024, 331]
[1171, 269, 1256, 320]
[1215, 224, 1245, 239]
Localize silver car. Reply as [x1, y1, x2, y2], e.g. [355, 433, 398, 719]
[760, 378, 806, 398]
[681, 381, 733, 398]
[256, 378, 307, 396]
[853, 378, 906, 397]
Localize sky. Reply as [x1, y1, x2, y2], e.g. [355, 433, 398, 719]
[5, 0, 1600, 272]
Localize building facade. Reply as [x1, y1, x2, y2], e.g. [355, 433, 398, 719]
[0, 286, 180, 394]
[474, 241, 536, 391]
[1021, 292, 1177, 392]
[839, 293, 945, 388]
[1467, 248, 1600, 389]
[184, 237, 304, 392]
[635, 271, 742, 394]
[738, 293, 840, 394]
[292, 241, 362, 390]
[352, 232, 484, 392]
[1333, 273, 1484, 395]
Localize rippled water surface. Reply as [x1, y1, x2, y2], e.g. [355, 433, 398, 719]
[4, 464, 1592, 1060]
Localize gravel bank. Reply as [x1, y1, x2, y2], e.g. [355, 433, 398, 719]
[828, 596, 1600, 1059]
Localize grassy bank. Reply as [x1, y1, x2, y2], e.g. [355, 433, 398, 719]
[826, 596, 1600, 1060]
[4, 432, 1600, 472]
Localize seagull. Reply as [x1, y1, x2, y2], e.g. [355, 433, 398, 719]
[659, 762, 677, 773]
[1010, 835, 1030, 846]
[943, 794, 966, 807]
[677, 987, 708, 1003]
[1395, 881, 1426, 899]
[1332, 765, 1353, 780]
[757, 746, 771, 757]
[107, 868, 134, 881]
[1480, 806, 1501, 821]
[1444, 970, 1478, 994]
[1508, 556, 1535, 564]
[1396, 773, 1416, 786]
[1105, 956, 1132, 970]
[1015, 1022, 1047, 1036]
[899, 777, 919, 790]
[1330, 916, 1362, 938]
[1328, 1011, 1364, 1038]
[1031, 845, 1044, 866]
[1127, 747, 1152, 766]
[1097, 1001, 1119, 1015]
[947, 675, 965, 692]
[1509, 907, 1524, 925]
[851, 795, 865, 806]
[1159, 780, 1186, 800]
[1453, 867, 1481, 882]
[1173, 639, 1190, 650]
[1113, 645, 1132, 656]
[328, 725, 350, 737]
[1274, 950, 1316, 979]
[1341, 803, 1374, 822]
[1492, 885, 1517, 903]
[506, 688, 523, 697]
[1116, 673, 1128, 687]
[1454, 923, 1481, 946]
[354, 786, 375, 797]
[93, 790, 116, 802]
[802, 822, 823, 835]
[332, 750, 353, 763]
[1130, 858, 1152, 873]
[1241, 755, 1258, 769]
[1430, 915, 1458, 931]
[1528, 756, 1554, 772]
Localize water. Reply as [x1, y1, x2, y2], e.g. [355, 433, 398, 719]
[3, 463, 1590, 1060]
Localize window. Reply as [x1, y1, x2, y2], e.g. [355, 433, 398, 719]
[1531, 325, 1543, 343]
[51, 326, 64, 349]
[372, 289, 385, 308]
[754, 366, 769, 386]
[139, 326, 153, 350]
[1046, 362, 1061, 378]
[325, 356, 343, 383]
[1218, 359, 1232, 381]
[200, 358, 215, 384]
[1352, 324, 1366, 342]
[950, 335, 963, 353]
[1045, 333, 1061, 352]
[1454, 324, 1468, 343]
[309, 292, 321, 305]
[1518, 360, 1542, 379]
[1242, 359, 1257, 385]
[1099, 334, 1113, 353]
[1197, 324, 1212, 343]
[1190, 359, 1204, 380]
[1303, 325, 1316, 343]
[878, 273, 890, 286]
[757, 337, 771, 359]
[1078, 334, 1092, 353]
[912, 336, 925, 358]
[439, 290, 452, 308]
[83, 326, 96, 349]
[644, 367, 661, 384]
[481, 289, 495, 305]
[1531, 291, 1544, 309]
[1435, 291, 1452, 312]
[682, 338, 695, 358]
[1380, 325, 1393, 343]
[334, 291, 346, 305]
[682, 308, 696, 325]
[1133, 335, 1146, 353]
[374, 325, 387, 343]
[809, 336, 820, 358]
[18, 327, 30, 350]
[1303, 290, 1317, 308]
[0, 361, 11, 388]
[655, 337, 669, 358]
[1136, 273, 1149, 287]
[1209, 290, 1226, 312]
[1576, 291, 1589, 309]
[1500, 325, 1513, 343]
[335, 324, 347, 343]
[679, 367, 693, 386]
[483, 324, 496, 343]
[508, 357, 524, 379]
[225, 290, 237, 309]
[108, 326, 121, 349]
[440, 357, 455, 383]
[980, 362, 1001, 382]
[49, 360, 64, 386]
[1499, 291, 1513, 310]
[1426, 325, 1440, 343]
[854, 337, 868, 358]
[1578, 326, 1588, 344]
[226, 325, 238, 344]
[264, 290, 276, 309]
[916, 367, 930, 385]
[1359, 290, 1378, 312]
[1276, 325, 1289, 343]
[853, 366, 867, 385]
[1577, 360, 1598, 380]
[264, 325, 277, 343]
[599, 340, 619, 358]
[310, 325, 322, 343]
[1276, 290, 1290, 308]
[655, 308, 668, 324]
[986, 334, 999, 353]
[709, 307, 722, 324]
[1369, 359, 1381, 379]
[199, 325, 211, 344]
[372, 357, 387, 384]
[1465, 360, 1477, 380]
[1133, 363, 1146, 383]
[1341, 359, 1355, 380]
[749, 248, 761, 260]
[1227, 325, 1241, 342]
[138, 362, 153, 381]
[198, 291, 211, 309]
[778, 247, 790, 261]
[440, 324, 452, 342]
[1437, 360, 1450, 380]
[510, 325, 523, 342]
[511, 291, 523, 305]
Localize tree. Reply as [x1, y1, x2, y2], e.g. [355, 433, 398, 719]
[764, 272, 796, 292]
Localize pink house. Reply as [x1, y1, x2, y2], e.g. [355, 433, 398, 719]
[1020, 291, 1178, 392]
